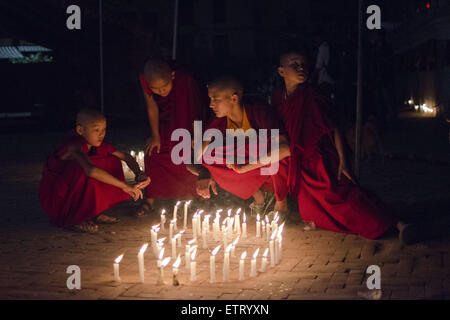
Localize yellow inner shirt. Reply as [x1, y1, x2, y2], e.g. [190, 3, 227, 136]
[227, 108, 252, 131]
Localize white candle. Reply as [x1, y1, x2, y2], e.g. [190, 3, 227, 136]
[113, 254, 123, 282]
[169, 219, 175, 241]
[157, 247, 165, 268]
[172, 234, 179, 259]
[161, 209, 166, 231]
[231, 237, 239, 258]
[190, 248, 197, 281]
[183, 200, 191, 230]
[239, 251, 247, 281]
[228, 217, 234, 240]
[262, 221, 266, 239]
[130, 150, 136, 158]
[192, 212, 198, 239]
[177, 230, 185, 247]
[223, 244, 232, 282]
[173, 201, 180, 231]
[242, 213, 247, 239]
[277, 236, 282, 264]
[250, 248, 259, 278]
[235, 208, 241, 234]
[265, 216, 271, 241]
[256, 214, 261, 238]
[157, 257, 171, 285]
[185, 240, 196, 269]
[213, 217, 219, 241]
[172, 255, 181, 286]
[260, 248, 269, 272]
[151, 225, 160, 254]
[210, 245, 221, 283]
[138, 243, 148, 283]
[270, 231, 276, 267]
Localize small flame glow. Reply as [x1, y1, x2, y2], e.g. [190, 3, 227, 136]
[152, 224, 160, 230]
[161, 209, 166, 215]
[160, 257, 171, 268]
[226, 243, 233, 253]
[173, 255, 181, 269]
[270, 230, 277, 240]
[262, 220, 265, 226]
[240, 251, 247, 260]
[253, 248, 260, 259]
[176, 201, 181, 207]
[139, 243, 148, 255]
[243, 213, 246, 223]
[158, 248, 165, 260]
[191, 248, 197, 261]
[179, 230, 185, 235]
[257, 214, 260, 221]
[114, 254, 124, 264]
[170, 219, 176, 224]
[236, 208, 241, 215]
[277, 222, 285, 236]
[232, 237, 239, 246]
[174, 234, 181, 240]
[263, 248, 269, 257]
[212, 245, 221, 256]
[158, 237, 166, 244]
[198, 210, 204, 215]
[130, 150, 136, 157]
[265, 216, 270, 223]
[188, 239, 196, 245]
[189, 245, 198, 253]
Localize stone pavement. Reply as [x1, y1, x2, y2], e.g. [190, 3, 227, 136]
[0, 115, 449, 300]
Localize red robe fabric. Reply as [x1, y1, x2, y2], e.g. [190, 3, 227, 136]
[272, 83, 397, 239]
[139, 69, 207, 198]
[39, 133, 130, 227]
[202, 101, 289, 201]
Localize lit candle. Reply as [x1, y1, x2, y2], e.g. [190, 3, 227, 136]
[169, 219, 175, 241]
[260, 248, 269, 272]
[177, 230, 185, 248]
[172, 255, 181, 286]
[151, 225, 160, 254]
[242, 213, 247, 239]
[157, 247, 165, 268]
[277, 236, 283, 264]
[231, 237, 239, 258]
[262, 220, 266, 239]
[172, 234, 180, 259]
[235, 208, 241, 234]
[192, 212, 198, 239]
[157, 257, 171, 285]
[239, 251, 247, 281]
[202, 225, 208, 249]
[156, 237, 166, 260]
[228, 217, 234, 240]
[190, 247, 197, 282]
[213, 216, 219, 241]
[161, 209, 166, 231]
[205, 214, 211, 232]
[185, 239, 196, 269]
[256, 214, 261, 238]
[210, 245, 221, 283]
[113, 254, 124, 282]
[173, 201, 181, 231]
[197, 210, 204, 235]
[183, 200, 191, 230]
[223, 244, 232, 282]
[222, 221, 228, 248]
[130, 150, 136, 158]
[138, 243, 148, 283]
[250, 248, 259, 278]
[265, 216, 271, 241]
[269, 230, 276, 267]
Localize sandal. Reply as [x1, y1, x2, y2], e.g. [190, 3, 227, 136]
[95, 214, 121, 224]
[134, 201, 153, 217]
[68, 221, 99, 234]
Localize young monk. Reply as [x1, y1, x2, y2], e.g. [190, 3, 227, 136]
[188, 76, 290, 215]
[271, 50, 419, 244]
[39, 109, 150, 233]
[138, 58, 207, 215]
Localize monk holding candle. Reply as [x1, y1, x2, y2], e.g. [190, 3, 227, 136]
[138, 57, 207, 215]
[188, 76, 290, 216]
[39, 109, 150, 233]
[271, 50, 418, 243]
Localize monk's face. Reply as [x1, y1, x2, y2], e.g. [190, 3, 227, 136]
[208, 87, 238, 118]
[278, 53, 309, 85]
[76, 119, 107, 147]
[147, 72, 175, 97]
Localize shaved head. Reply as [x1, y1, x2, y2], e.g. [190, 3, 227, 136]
[279, 50, 310, 67]
[208, 76, 244, 100]
[143, 58, 173, 84]
[76, 108, 106, 127]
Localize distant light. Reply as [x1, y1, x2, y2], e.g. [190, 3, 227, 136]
[426, 2, 431, 9]
[408, 99, 413, 105]
[414, 105, 419, 111]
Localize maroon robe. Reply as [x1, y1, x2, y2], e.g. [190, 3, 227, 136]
[202, 101, 289, 201]
[39, 133, 130, 227]
[140, 69, 206, 199]
[272, 83, 397, 239]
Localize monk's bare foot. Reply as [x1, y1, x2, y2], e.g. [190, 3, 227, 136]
[95, 214, 120, 224]
[274, 198, 288, 212]
[71, 221, 99, 233]
[252, 189, 265, 205]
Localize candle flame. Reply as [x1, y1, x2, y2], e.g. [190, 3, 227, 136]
[158, 248, 165, 260]
[274, 211, 279, 219]
[212, 245, 221, 256]
[240, 251, 247, 260]
[263, 248, 269, 257]
[262, 220, 265, 226]
[176, 201, 181, 207]
[191, 247, 197, 261]
[225, 243, 233, 253]
[232, 237, 239, 246]
[236, 208, 241, 215]
[152, 224, 160, 230]
[170, 219, 176, 224]
[114, 254, 124, 264]
[189, 245, 198, 253]
[257, 214, 260, 221]
[265, 216, 270, 223]
[222, 219, 227, 226]
[270, 230, 277, 240]
[243, 213, 246, 223]
[227, 209, 231, 217]
[179, 230, 185, 235]
[198, 210, 204, 215]
[204, 214, 211, 221]
[130, 150, 135, 157]
[174, 234, 180, 240]
[139, 243, 149, 255]
[253, 248, 260, 259]
[278, 222, 285, 236]
[185, 200, 192, 206]
[216, 209, 223, 214]
[161, 209, 166, 215]
[160, 257, 171, 268]
[173, 255, 181, 269]
[158, 237, 166, 244]
[188, 239, 196, 245]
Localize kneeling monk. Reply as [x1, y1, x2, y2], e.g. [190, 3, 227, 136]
[272, 50, 416, 242]
[189, 76, 290, 214]
[39, 109, 150, 233]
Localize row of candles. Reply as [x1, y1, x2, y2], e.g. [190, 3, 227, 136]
[113, 201, 285, 285]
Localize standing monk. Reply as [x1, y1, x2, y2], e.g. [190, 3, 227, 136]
[138, 58, 207, 215]
[272, 51, 418, 243]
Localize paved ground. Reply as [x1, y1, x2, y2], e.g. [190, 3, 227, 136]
[0, 112, 449, 300]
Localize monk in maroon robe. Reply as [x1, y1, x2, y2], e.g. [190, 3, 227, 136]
[190, 76, 290, 214]
[39, 109, 150, 232]
[272, 51, 417, 242]
[139, 58, 207, 215]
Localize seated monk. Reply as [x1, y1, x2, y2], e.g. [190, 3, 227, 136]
[39, 108, 150, 233]
[187, 76, 290, 216]
[138, 57, 208, 215]
[271, 50, 419, 244]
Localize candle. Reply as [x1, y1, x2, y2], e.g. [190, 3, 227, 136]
[223, 244, 232, 282]
[173, 201, 181, 231]
[256, 214, 261, 238]
[239, 251, 247, 281]
[190, 247, 197, 281]
[202, 226, 208, 249]
[197, 210, 204, 236]
[169, 219, 175, 241]
[231, 237, 239, 258]
[151, 225, 160, 254]
[177, 230, 185, 247]
[269, 231, 276, 267]
[157, 247, 165, 268]
[161, 209, 166, 231]
[205, 215, 211, 232]
[265, 216, 271, 241]
[235, 208, 241, 234]
[260, 248, 269, 272]
[172, 234, 180, 259]
[277, 223, 285, 264]
[113, 254, 124, 282]
[138, 243, 148, 283]
[242, 213, 247, 239]
[192, 212, 198, 239]
[277, 236, 283, 264]
[156, 237, 166, 260]
[228, 217, 234, 240]
[157, 257, 171, 285]
[210, 245, 221, 283]
[183, 200, 191, 230]
[185, 239, 196, 269]
[262, 220, 266, 239]
[213, 216, 219, 241]
[250, 248, 259, 278]
[130, 150, 136, 158]
[172, 255, 181, 286]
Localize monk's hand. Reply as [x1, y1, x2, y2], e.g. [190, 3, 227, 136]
[135, 177, 150, 189]
[123, 184, 144, 201]
[196, 178, 218, 199]
[338, 158, 357, 184]
[145, 135, 161, 155]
